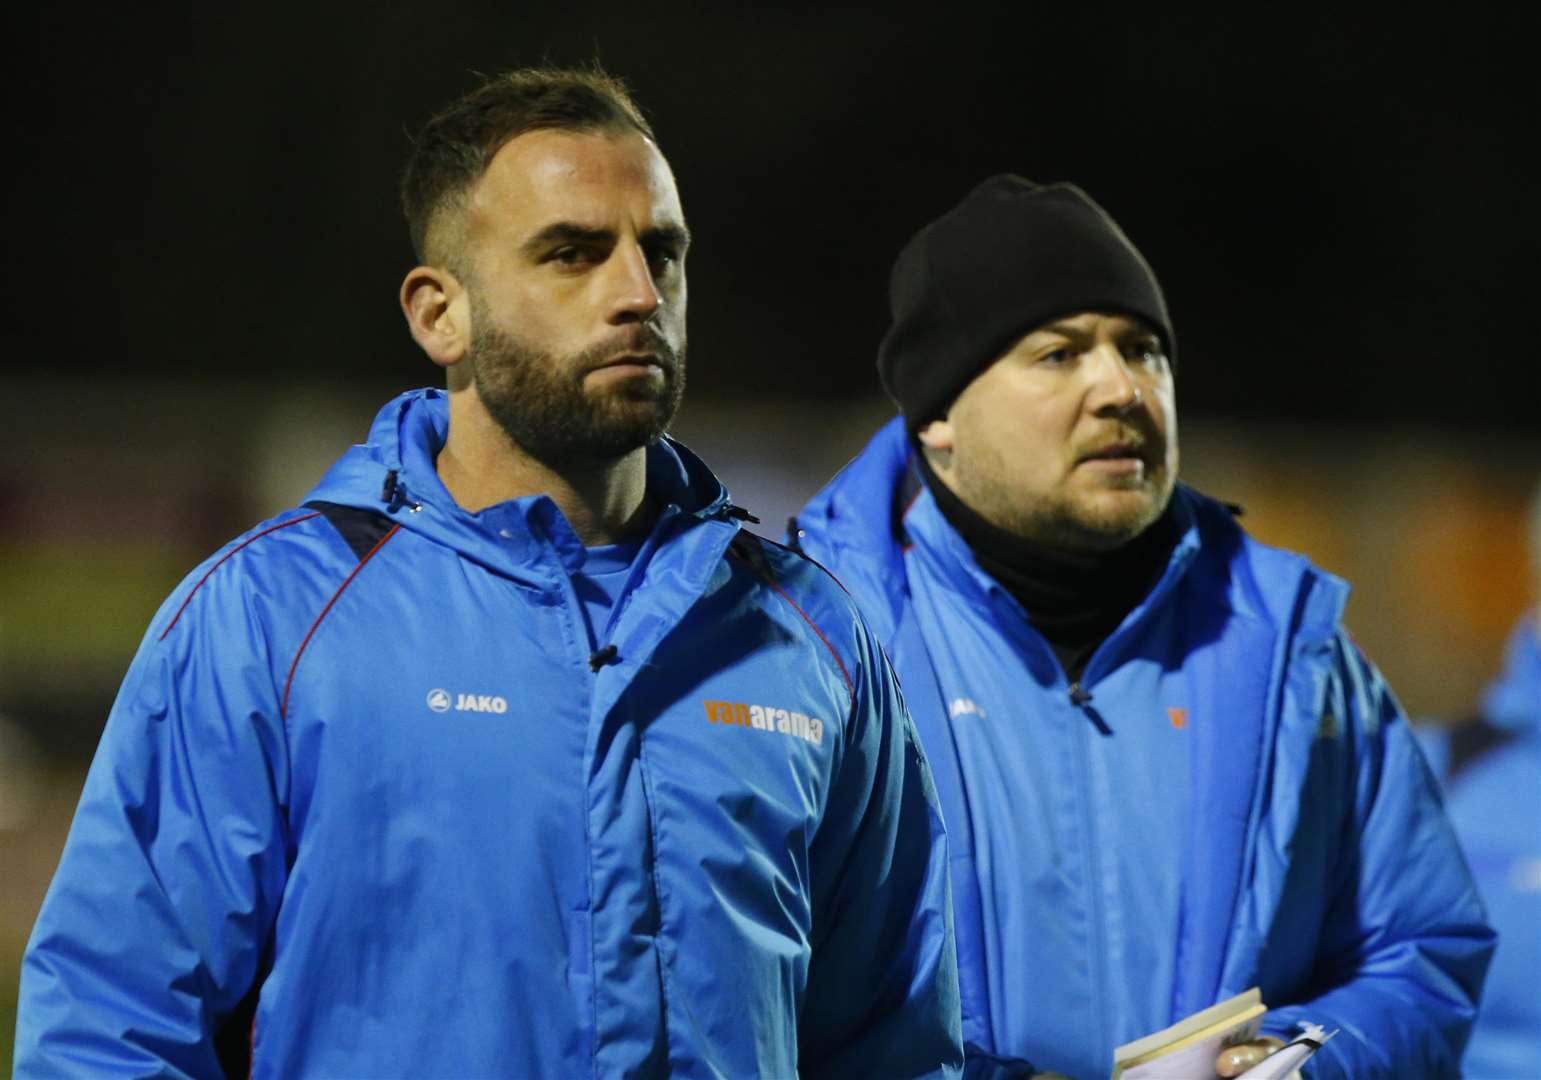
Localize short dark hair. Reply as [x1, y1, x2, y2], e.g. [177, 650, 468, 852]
[401, 65, 655, 266]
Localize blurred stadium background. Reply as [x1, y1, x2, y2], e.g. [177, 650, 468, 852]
[3, 4, 1536, 1064]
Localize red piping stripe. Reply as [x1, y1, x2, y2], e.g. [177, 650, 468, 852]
[281, 524, 401, 721]
[158, 513, 323, 641]
[730, 547, 854, 695]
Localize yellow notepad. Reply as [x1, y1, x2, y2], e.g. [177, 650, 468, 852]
[1111, 987, 1267, 1079]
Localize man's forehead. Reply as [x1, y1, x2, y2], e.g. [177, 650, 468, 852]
[469, 128, 684, 232]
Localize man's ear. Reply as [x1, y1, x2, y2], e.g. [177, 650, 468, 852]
[915, 416, 956, 476]
[400, 264, 471, 370]
[916, 417, 955, 454]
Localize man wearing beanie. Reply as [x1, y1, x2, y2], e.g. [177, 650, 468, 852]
[792, 176, 1492, 1079]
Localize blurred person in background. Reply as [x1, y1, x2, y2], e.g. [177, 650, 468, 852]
[1418, 479, 1541, 1078]
[14, 67, 962, 1078]
[792, 176, 1494, 1079]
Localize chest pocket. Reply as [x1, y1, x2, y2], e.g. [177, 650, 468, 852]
[595, 605, 839, 1078]
[619, 563, 844, 930]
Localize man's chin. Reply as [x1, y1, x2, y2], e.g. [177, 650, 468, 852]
[560, 403, 674, 461]
[593, 397, 675, 436]
[595, 372, 681, 425]
[1065, 488, 1168, 547]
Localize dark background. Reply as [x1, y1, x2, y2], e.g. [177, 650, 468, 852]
[4, 4, 1535, 432]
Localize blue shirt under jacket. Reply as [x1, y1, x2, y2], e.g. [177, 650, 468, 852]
[792, 415, 1493, 1080]
[16, 391, 963, 1079]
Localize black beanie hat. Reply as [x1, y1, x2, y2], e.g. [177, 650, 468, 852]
[877, 176, 1174, 431]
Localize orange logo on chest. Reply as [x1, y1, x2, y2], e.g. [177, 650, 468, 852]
[704, 699, 824, 746]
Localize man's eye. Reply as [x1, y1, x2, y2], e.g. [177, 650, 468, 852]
[1124, 341, 1164, 364]
[647, 248, 680, 274]
[546, 245, 602, 269]
[1039, 348, 1070, 365]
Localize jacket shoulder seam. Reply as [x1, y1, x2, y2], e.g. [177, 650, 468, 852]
[157, 512, 324, 641]
[727, 534, 855, 696]
[280, 523, 402, 722]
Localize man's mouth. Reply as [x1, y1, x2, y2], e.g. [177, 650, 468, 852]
[595, 353, 661, 369]
[1078, 441, 1146, 464]
[588, 331, 676, 372]
[587, 351, 671, 381]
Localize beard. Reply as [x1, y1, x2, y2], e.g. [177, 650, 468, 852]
[466, 301, 686, 469]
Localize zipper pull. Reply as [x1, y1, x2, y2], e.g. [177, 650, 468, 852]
[588, 643, 619, 672]
[1069, 682, 1112, 735]
[380, 470, 420, 513]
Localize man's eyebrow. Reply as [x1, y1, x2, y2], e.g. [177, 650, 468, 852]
[642, 223, 691, 250]
[519, 221, 692, 258]
[520, 222, 616, 257]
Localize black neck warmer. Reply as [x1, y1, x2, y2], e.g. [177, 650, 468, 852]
[915, 452, 1179, 683]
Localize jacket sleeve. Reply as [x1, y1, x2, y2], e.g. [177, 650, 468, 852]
[797, 615, 965, 1079]
[1265, 631, 1495, 1079]
[14, 566, 291, 1078]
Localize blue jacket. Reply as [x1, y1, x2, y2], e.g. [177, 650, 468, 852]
[793, 416, 1493, 1080]
[17, 391, 963, 1079]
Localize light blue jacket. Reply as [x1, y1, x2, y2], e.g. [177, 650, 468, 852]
[793, 416, 1493, 1080]
[17, 391, 963, 1079]
[1421, 614, 1540, 1079]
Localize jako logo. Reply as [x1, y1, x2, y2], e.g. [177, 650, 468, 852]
[426, 689, 508, 715]
[704, 700, 823, 746]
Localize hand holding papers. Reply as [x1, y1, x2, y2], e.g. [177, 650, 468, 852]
[1234, 1024, 1336, 1079]
[1111, 988, 1265, 1078]
[1110, 989, 1333, 1079]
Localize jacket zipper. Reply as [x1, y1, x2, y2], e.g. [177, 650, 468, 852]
[1066, 686, 1111, 1070]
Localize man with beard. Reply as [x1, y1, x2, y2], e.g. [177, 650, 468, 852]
[16, 68, 963, 1079]
[792, 176, 1492, 1079]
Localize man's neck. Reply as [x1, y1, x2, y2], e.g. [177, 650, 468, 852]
[435, 389, 650, 546]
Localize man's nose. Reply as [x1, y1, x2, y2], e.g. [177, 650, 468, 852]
[605, 244, 662, 324]
[1085, 344, 1141, 414]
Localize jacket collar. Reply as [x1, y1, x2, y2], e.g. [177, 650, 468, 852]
[304, 389, 734, 586]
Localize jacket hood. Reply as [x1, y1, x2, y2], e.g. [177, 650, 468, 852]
[304, 388, 734, 579]
[793, 415, 915, 637]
